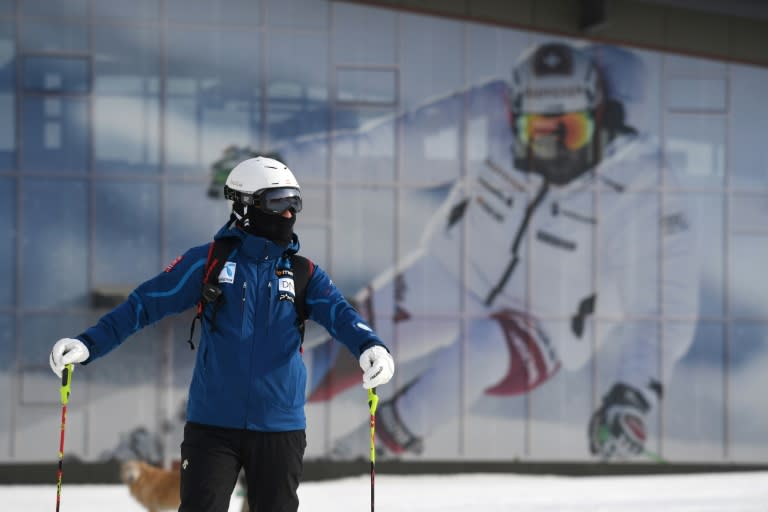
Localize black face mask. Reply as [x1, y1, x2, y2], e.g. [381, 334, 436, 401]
[235, 204, 296, 246]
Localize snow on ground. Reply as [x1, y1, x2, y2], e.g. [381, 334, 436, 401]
[4, 471, 768, 511]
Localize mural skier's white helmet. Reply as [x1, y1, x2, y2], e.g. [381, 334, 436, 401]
[224, 156, 302, 220]
[508, 42, 606, 184]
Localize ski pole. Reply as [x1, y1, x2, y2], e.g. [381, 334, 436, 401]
[55, 363, 74, 512]
[367, 387, 379, 512]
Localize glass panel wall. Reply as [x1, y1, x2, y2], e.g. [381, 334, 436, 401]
[0, 0, 766, 467]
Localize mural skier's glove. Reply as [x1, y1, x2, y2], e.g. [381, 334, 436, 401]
[49, 337, 90, 378]
[359, 345, 395, 389]
[588, 382, 650, 459]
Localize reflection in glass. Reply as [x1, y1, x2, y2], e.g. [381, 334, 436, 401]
[267, 0, 328, 29]
[332, 185, 395, 294]
[165, 28, 260, 175]
[665, 113, 726, 187]
[336, 68, 396, 104]
[20, 0, 88, 18]
[267, 31, 328, 145]
[0, 178, 13, 306]
[401, 14, 463, 110]
[731, 193, 768, 234]
[0, 21, 15, 87]
[165, 0, 259, 25]
[402, 88, 462, 184]
[93, 0, 160, 20]
[333, 3, 396, 66]
[21, 179, 88, 309]
[730, 64, 768, 188]
[664, 321, 724, 461]
[667, 192, 723, 318]
[21, 96, 88, 172]
[165, 182, 232, 259]
[22, 56, 89, 93]
[93, 182, 160, 288]
[665, 78, 727, 112]
[729, 234, 768, 319]
[333, 107, 395, 183]
[728, 321, 768, 460]
[93, 25, 160, 173]
[0, 22, 15, 168]
[19, 20, 88, 52]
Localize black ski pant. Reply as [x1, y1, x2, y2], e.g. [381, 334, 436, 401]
[179, 422, 306, 512]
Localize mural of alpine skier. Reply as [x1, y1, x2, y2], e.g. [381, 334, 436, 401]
[303, 40, 699, 461]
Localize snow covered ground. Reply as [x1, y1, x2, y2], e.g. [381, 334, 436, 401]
[5, 471, 768, 511]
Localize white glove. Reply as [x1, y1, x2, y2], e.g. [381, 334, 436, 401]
[49, 338, 90, 378]
[359, 345, 394, 389]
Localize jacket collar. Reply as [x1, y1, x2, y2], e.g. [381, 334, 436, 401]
[213, 222, 301, 261]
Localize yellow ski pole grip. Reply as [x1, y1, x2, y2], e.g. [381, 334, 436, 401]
[60, 364, 74, 405]
[368, 388, 379, 462]
[367, 387, 379, 512]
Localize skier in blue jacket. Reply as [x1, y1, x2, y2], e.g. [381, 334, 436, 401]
[48, 156, 395, 512]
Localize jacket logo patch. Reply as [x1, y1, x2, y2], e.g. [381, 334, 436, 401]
[218, 262, 236, 284]
[536, 230, 576, 251]
[164, 255, 183, 272]
[278, 277, 295, 295]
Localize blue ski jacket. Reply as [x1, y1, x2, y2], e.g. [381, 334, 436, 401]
[78, 223, 386, 431]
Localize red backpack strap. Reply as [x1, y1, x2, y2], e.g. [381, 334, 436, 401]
[185, 237, 240, 350]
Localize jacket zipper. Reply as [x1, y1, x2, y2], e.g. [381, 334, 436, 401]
[265, 281, 272, 339]
[241, 281, 247, 338]
[485, 180, 550, 306]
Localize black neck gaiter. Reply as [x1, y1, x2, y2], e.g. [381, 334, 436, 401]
[238, 208, 296, 247]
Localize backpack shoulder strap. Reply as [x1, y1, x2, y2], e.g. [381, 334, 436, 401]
[185, 237, 240, 350]
[289, 254, 315, 322]
[201, 237, 240, 305]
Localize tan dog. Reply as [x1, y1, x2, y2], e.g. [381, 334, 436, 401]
[120, 459, 181, 512]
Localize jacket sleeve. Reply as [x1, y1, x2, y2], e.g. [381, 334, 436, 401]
[77, 244, 210, 363]
[605, 187, 699, 400]
[305, 264, 388, 357]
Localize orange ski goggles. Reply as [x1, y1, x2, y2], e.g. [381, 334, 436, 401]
[515, 111, 595, 151]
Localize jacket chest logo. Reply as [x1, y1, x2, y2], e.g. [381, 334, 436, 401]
[276, 268, 296, 302]
[218, 262, 236, 284]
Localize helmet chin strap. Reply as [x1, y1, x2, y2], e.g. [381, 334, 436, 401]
[233, 204, 249, 227]
[226, 211, 238, 229]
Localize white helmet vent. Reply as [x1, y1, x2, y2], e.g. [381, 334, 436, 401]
[224, 156, 300, 195]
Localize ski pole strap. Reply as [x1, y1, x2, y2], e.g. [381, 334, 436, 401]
[60, 364, 73, 405]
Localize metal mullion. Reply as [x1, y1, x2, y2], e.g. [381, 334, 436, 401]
[260, 1, 268, 152]
[17, 90, 90, 98]
[457, 18, 467, 458]
[334, 100, 398, 109]
[10, 0, 20, 459]
[158, 0, 173, 472]
[19, 50, 92, 59]
[723, 62, 733, 461]
[324, 0, 337, 457]
[657, 51, 668, 458]
[81, 0, 95, 460]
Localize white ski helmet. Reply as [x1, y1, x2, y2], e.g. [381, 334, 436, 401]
[224, 156, 302, 215]
[508, 42, 606, 184]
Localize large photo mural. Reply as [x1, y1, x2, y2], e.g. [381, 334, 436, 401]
[298, 38, 699, 462]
